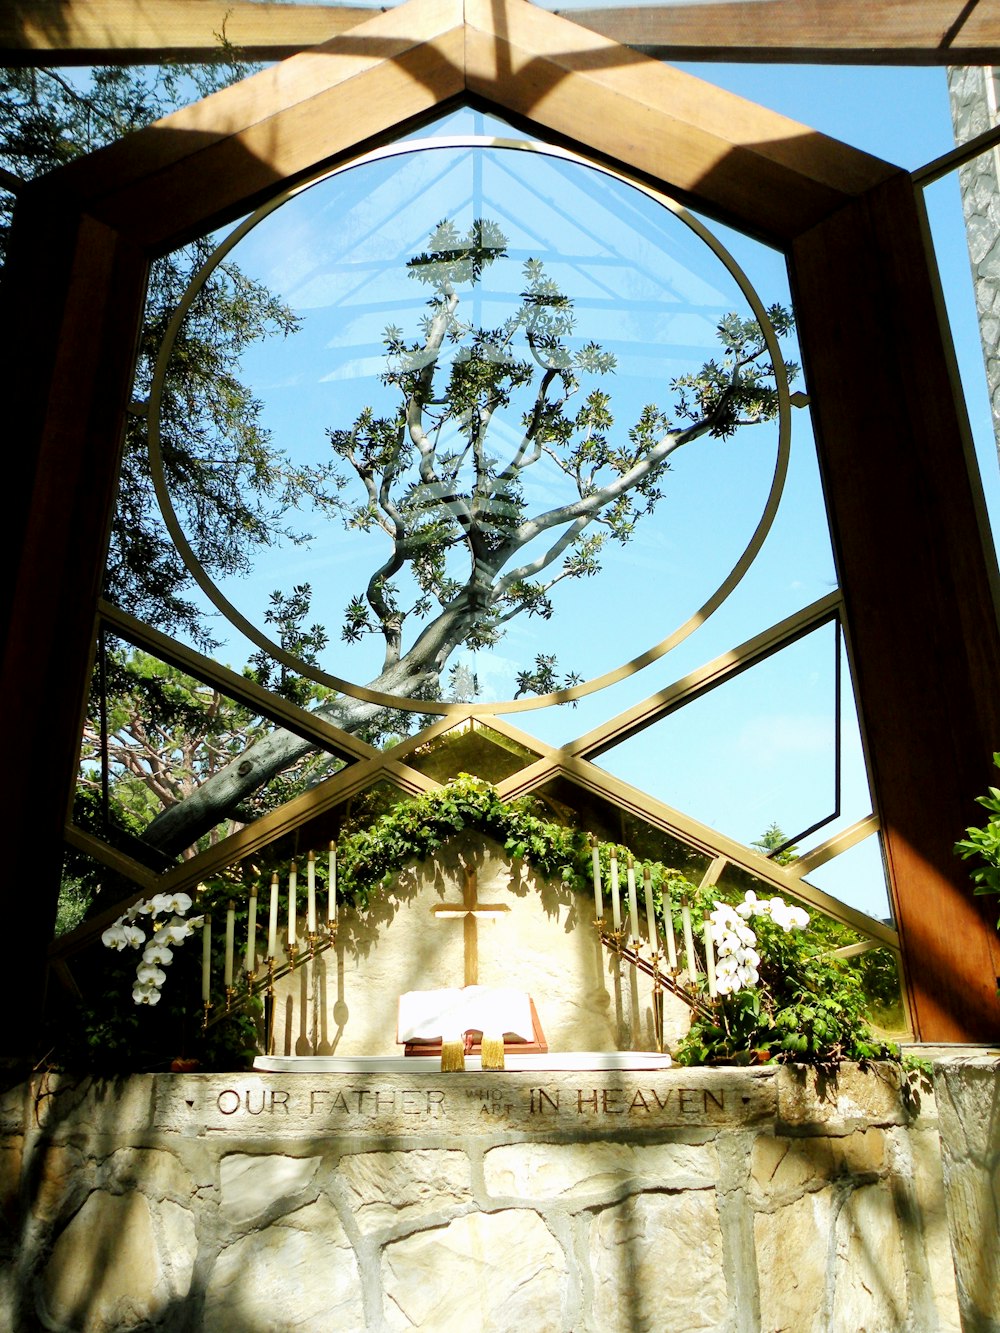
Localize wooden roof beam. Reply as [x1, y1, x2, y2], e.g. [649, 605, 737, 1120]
[0, 0, 377, 65]
[563, 0, 1000, 65]
[3, 0, 1000, 67]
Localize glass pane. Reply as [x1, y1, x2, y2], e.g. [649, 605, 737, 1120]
[595, 621, 853, 850]
[404, 722, 540, 783]
[149, 141, 792, 712]
[76, 633, 347, 866]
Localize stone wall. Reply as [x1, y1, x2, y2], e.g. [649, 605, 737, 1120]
[1, 1057, 995, 1332]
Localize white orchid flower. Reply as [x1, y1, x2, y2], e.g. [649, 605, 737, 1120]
[101, 922, 129, 951]
[132, 982, 162, 1006]
[153, 922, 189, 946]
[163, 892, 193, 915]
[143, 943, 172, 966]
[136, 963, 167, 987]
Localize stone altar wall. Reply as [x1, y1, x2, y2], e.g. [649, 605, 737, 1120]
[1, 1058, 996, 1332]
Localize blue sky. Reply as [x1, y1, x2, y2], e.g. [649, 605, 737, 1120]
[154, 62, 994, 925]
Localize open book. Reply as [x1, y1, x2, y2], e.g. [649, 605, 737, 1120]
[397, 986, 534, 1043]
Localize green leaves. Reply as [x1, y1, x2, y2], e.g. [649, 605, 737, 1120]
[955, 753, 1000, 922]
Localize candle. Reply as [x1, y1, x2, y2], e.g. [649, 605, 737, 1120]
[288, 861, 297, 947]
[704, 917, 718, 997]
[245, 885, 258, 975]
[609, 851, 622, 931]
[328, 842, 337, 923]
[663, 890, 678, 970]
[626, 856, 640, 944]
[267, 872, 279, 959]
[590, 836, 603, 923]
[681, 896, 697, 980]
[643, 867, 658, 953]
[201, 914, 212, 1004]
[307, 851, 317, 934]
[224, 900, 235, 988]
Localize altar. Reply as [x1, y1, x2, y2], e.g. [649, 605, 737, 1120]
[263, 830, 691, 1066]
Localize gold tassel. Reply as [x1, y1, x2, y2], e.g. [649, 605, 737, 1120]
[441, 1040, 465, 1072]
[480, 1035, 505, 1070]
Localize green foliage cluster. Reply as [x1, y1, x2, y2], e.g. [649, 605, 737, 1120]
[675, 911, 898, 1070]
[955, 752, 1000, 928]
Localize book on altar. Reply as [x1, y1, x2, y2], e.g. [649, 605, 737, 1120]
[397, 986, 534, 1043]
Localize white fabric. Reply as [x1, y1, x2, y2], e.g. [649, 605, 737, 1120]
[397, 986, 534, 1042]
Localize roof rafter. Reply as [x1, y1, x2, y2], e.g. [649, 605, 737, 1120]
[2, 0, 1000, 66]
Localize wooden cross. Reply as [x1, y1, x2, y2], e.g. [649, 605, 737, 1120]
[431, 864, 509, 986]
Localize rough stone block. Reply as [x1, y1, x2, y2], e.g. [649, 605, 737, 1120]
[831, 1184, 908, 1331]
[755, 1188, 833, 1333]
[337, 1148, 472, 1235]
[589, 1190, 728, 1332]
[219, 1152, 321, 1224]
[906, 1128, 961, 1332]
[484, 1139, 718, 1202]
[102, 1146, 194, 1202]
[0, 1142, 21, 1235]
[204, 1198, 364, 1330]
[751, 1130, 885, 1203]
[382, 1208, 566, 1331]
[775, 1064, 907, 1133]
[39, 1189, 165, 1332]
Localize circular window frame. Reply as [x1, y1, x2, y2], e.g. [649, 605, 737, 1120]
[148, 134, 791, 716]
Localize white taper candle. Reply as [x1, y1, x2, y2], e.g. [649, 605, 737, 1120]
[328, 842, 337, 923]
[681, 897, 697, 980]
[201, 914, 212, 1004]
[287, 862, 297, 946]
[307, 851, 317, 934]
[267, 872, 278, 959]
[626, 856, 640, 944]
[224, 900, 235, 988]
[591, 836, 603, 923]
[245, 886, 258, 975]
[609, 851, 622, 931]
[643, 867, 658, 953]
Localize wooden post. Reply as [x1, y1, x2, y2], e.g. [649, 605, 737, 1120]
[0, 194, 147, 1054]
[791, 172, 1000, 1040]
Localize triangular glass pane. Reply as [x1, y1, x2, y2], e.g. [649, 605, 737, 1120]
[594, 620, 864, 853]
[404, 722, 540, 784]
[75, 632, 349, 868]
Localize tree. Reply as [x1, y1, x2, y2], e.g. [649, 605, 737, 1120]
[752, 822, 799, 866]
[141, 218, 796, 856]
[0, 62, 329, 650]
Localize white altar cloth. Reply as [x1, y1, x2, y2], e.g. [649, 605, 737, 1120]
[253, 1052, 673, 1072]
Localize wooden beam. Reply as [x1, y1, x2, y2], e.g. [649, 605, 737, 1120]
[790, 173, 1000, 1041]
[465, 0, 898, 247]
[0, 201, 148, 1055]
[3, 0, 1000, 66]
[561, 0, 1000, 65]
[33, 0, 466, 253]
[0, 0, 376, 65]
